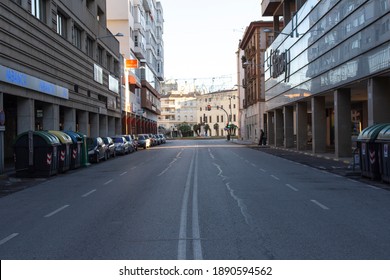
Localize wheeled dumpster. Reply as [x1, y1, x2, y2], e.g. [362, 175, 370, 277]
[376, 125, 390, 183]
[64, 131, 83, 170]
[13, 131, 60, 177]
[357, 123, 390, 180]
[75, 132, 89, 167]
[48, 131, 72, 173]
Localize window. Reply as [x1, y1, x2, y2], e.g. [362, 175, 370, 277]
[74, 26, 82, 49]
[221, 116, 224, 123]
[86, 37, 94, 58]
[134, 35, 138, 47]
[114, 60, 119, 76]
[233, 115, 236, 122]
[56, 11, 67, 38]
[217, 116, 219, 122]
[97, 7, 104, 22]
[97, 46, 103, 65]
[209, 116, 212, 123]
[107, 54, 112, 71]
[86, 0, 94, 10]
[31, 0, 46, 21]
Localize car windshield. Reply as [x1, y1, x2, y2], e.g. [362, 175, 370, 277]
[138, 135, 145, 140]
[113, 138, 123, 143]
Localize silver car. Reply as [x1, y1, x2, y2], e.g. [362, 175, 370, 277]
[112, 136, 131, 155]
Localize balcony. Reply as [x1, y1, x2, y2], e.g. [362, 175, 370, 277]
[261, 0, 281, 17]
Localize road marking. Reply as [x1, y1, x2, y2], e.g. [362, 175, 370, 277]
[271, 175, 280, 180]
[104, 179, 113, 185]
[259, 168, 266, 173]
[0, 233, 19, 246]
[310, 200, 329, 210]
[44, 205, 70, 218]
[120, 172, 127, 176]
[178, 151, 195, 260]
[192, 149, 203, 260]
[367, 185, 380, 190]
[251, 163, 256, 167]
[131, 166, 137, 170]
[82, 189, 97, 198]
[208, 148, 215, 159]
[286, 184, 299, 192]
[176, 150, 183, 158]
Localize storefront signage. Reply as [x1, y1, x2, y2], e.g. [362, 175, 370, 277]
[0, 65, 69, 99]
[109, 75, 119, 94]
[270, 49, 290, 82]
[94, 64, 103, 84]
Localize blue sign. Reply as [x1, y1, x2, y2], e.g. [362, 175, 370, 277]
[0, 64, 69, 100]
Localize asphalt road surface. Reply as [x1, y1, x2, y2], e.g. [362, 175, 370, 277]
[1, 139, 390, 260]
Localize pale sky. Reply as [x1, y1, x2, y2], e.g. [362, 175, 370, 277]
[161, 0, 262, 91]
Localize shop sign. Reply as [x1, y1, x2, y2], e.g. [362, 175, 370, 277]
[270, 49, 290, 82]
[0, 64, 69, 99]
[109, 75, 119, 94]
[94, 64, 103, 84]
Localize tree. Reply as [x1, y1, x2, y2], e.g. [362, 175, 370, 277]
[213, 123, 219, 136]
[193, 124, 200, 136]
[177, 122, 192, 137]
[204, 124, 211, 136]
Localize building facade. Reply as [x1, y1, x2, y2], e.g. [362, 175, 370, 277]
[262, 0, 390, 157]
[0, 0, 122, 172]
[107, 0, 164, 135]
[238, 21, 274, 143]
[196, 90, 239, 137]
[159, 91, 198, 137]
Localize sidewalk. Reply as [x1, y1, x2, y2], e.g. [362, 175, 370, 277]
[232, 139, 390, 191]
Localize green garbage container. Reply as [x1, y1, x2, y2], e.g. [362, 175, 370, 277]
[357, 123, 390, 180]
[376, 125, 390, 183]
[13, 131, 60, 177]
[75, 132, 89, 167]
[48, 130, 72, 173]
[64, 131, 83, 170]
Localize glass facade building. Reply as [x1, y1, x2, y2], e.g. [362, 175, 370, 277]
[263, 0, 390, 157]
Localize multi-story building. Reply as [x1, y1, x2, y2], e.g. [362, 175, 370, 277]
[197, 90, 239, 137]
[238, 21, 273, 143]
[159, 91, 198, 137]
[0, 0, 122, 172]
[107, 0, 164, 135]
[262, 0, 390, 157]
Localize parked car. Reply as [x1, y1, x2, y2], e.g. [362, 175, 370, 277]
[131, 135, 138, 150]
[123, 135, 137, 152]
[102, 137, 116, 159]
[148, 134, 158, 146]
[112, 136, 131, 155]
[86, 137, 108, 163]
[137, 134, 151, 149]
[158, 134, 166, 144]
[153, 134, 161, 145]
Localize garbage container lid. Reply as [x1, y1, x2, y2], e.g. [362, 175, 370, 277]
[63, 131, 83, 143]
[357, 123, 390, 141]
[377, 125, 390, 141]
[14, 131, 61, 147]
[48, 130, 73, 144]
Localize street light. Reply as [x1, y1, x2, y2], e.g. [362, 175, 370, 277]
[96, 32, 124, 39]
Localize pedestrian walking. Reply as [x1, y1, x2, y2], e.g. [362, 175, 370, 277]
[259, 129, 265, 145]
